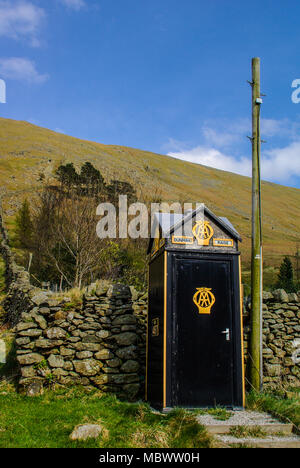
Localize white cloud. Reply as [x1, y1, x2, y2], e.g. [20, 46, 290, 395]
[0, 57, 49, 83]
[167, 141, 300, 185]
[0, 1, 45, 46]
[262, 142, 300, 183]
[60, 0, 86, 10]
[54, 127, 66, 134]
[198, 117, 300, 150]
[168, 146, 252, 177]
[261, 118, 285, 137]
[260, 118, 300, 140]
[201, 118, 251, 149]
[165, 117, 300, 185]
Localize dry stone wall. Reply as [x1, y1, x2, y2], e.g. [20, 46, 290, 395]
[13, 285, 299, 396]
[14, 283, 147, 399]
[243, 289, 300, 388]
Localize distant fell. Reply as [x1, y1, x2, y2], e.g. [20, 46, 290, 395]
[0, 117, 299, 267]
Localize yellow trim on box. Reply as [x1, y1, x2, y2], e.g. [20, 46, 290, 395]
[163, 251, 167, 409]
[159, 238, 165, 248]
[145, 266, 149, 401]
[239, 256, 246, 408]
[151, 238, 166, 257]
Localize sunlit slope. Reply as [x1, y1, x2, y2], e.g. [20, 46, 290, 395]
[0, 117, 299, 267]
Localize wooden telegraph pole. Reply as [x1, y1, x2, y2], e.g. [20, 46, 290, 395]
[249, 57, 263, 391]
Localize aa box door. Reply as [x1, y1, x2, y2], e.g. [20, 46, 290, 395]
[172, 256, 235, 407]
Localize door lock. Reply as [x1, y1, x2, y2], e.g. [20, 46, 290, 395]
[222, 328, 230, 341]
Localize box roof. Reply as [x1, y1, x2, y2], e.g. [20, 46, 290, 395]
[148, 205, 242, 254]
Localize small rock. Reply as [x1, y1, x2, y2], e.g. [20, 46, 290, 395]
[109, 373, 139, 384]
[55, 311, 68, 320]
[60, 347, 75, 358]
[288, 293, 299, 303]
[113, 332, 137, 346]
[39, 307, 51, 316]
[63, 361, 74, 371]
[264, 363, 281, 377]
[70, 424, 103, 441]
[48, 354, 64, 368]
[95, 349, 115, 360]
[31, 293, 49, 306]
[116, 345, 138, 360]
[120, 360, 139, 373]
[16, 337, 30, 346]
[96, 330, 110, 339]
[21, 366, 37, 378]
[262, 291, 274, 301]
[17, 353, 44, 366]
[106, 358, 122, 368]
[73, 359, 101, 376]
[18, 329, 42, 338]
[26, 381, 44, 397]
[273, 289, 289, 303]
[16, 322, 37, 332]
[35, 339, 63, 349]
[95, 284, 109, 297]
[46, 327, 67, 340]
[112, 315, 136, 326]
[32, 314, 47, 330]
[107, 284, 131, 298]
[130, 286, 139, 301]
[52, 368, 68, 377]
[74, 342, 101, 352]
[76, 351, 93, 359]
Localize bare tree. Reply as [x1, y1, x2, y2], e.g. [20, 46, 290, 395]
[32, 188, 106, 289]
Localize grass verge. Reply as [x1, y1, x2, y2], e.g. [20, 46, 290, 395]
[0, 386, 214, 448]
[246, 390, 300, 433]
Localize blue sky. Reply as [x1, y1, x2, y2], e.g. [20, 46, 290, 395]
[0, 1, 300, 188]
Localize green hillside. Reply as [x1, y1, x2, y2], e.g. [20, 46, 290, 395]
[0, 117, 299, 272]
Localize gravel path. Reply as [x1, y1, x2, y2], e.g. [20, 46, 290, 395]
[197, 410, 300, 447]
[197, 410, 280, 426]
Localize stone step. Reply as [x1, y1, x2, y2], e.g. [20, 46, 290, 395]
[196, 409, 296, 444]
[216, 434, 300, 449]
[205, 422, 293, 435]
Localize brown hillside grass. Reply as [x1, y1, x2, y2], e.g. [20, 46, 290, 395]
[0, 117, 299, 271]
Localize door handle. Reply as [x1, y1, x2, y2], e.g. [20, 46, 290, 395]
[221, 328, 230, 341]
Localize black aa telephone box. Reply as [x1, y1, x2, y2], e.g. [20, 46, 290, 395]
[146, 205, 245, 411]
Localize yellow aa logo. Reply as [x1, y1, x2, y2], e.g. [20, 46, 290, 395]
[193, 288, 216, 315]
[192, 221, 214, 246]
